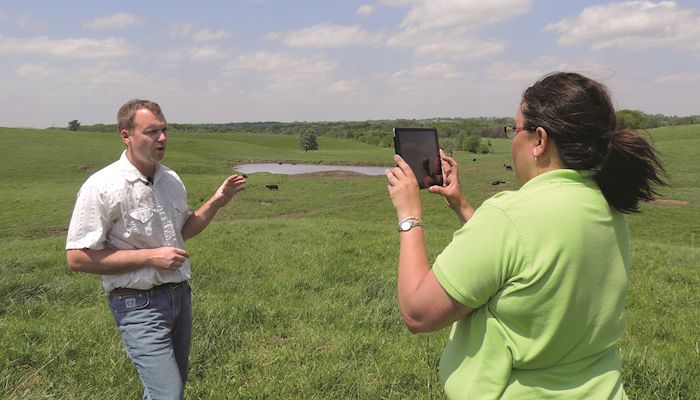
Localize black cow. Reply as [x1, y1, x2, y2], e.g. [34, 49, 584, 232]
[266, 184, 279, 191]
[504, 163, 513, 171]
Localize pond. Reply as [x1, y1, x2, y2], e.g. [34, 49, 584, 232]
[234, 163, 389, 176]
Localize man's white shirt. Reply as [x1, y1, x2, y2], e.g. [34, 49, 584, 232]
[66, 151, 192, 293]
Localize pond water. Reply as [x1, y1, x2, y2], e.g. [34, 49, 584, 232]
[234, 163, 388, 176]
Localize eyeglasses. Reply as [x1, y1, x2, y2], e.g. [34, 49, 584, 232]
[503, 125, 535, 140]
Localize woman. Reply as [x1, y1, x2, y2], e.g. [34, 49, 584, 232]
[386, 72, 666, 399]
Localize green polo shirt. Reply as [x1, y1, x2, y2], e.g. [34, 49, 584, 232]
[433, 169, 629, 399]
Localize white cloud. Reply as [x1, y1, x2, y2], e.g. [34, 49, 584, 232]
[392, 62, 462, 80]
[655, 72, 700, 83]
[357, 4, 376, 16]
[326, 79, 362, 93]
[83, 13, 143, 30]
[386, 0, 532, 59]
[166, 22, 197, 38]
[0, 35, 131, 58]
[16, 63, 60, 79]
[224, 51, 336, 89]
[388, 62, 464, 92]
[379, 0, 416, 6]
[268, 23, 385, 48]
[13, 63, 157, 90]
[545, 1, 700, 51]
[485, 62, 547, 83]
[398, 0, 533, 31]
[166, 22, 232, 42]
[188, 45, 229, 61]
[485, 60, 615, 84]
[388, 27, 505, 59]
[193, 29, 232, 41]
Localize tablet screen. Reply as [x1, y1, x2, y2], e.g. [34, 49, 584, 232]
[393, 128, 443, 189]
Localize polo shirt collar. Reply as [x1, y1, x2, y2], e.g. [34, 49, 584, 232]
[520, 169, 594, 190]
[118, 150, 161, 185]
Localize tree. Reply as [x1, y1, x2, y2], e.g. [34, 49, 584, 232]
[299, 132, 319, 152]
[464, 135, 482, 153]
[68, 120, 81, 131]
[441, 137, 456, 156]
[616, 110, 643, 130]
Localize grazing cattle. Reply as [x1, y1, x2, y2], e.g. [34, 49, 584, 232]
[266, 184, 279, 191]
[472, 158, 477, 162]
[491, 180, 506, 186]
[504, 163, 513, 171]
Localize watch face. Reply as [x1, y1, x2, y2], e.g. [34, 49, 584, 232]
[400, 221, 412, 231]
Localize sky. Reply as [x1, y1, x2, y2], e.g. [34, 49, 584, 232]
[1, 0, 699, 128]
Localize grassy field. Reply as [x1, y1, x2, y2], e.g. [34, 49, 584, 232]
[0, 126, 698, 399]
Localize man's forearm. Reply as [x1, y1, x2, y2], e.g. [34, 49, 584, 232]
[181, 199, 220, 240]
[67, 248, 153, 275]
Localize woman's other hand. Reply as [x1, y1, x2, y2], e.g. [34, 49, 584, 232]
[386, 154, 422, 220]
[429, 150, 474, 224]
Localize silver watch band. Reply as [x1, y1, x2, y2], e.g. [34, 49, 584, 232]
[397, 216, 423, 232]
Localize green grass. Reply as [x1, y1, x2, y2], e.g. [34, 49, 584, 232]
[1, 126, 698, 399]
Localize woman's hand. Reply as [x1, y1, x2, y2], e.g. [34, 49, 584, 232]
[429, 150, 474, 224]
[386, 154, 422, 220]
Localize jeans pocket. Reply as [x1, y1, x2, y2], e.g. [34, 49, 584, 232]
[109, 292, 150, 314]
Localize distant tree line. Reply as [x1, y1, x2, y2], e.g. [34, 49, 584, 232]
[62, 110, 699, 152]
[615, 109, 700, 130]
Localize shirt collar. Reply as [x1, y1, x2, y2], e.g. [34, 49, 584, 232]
[520, 169, 595, 191]
[118, 150, 160, 185]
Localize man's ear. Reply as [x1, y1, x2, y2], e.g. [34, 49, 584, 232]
[533, 127, 549, 158]
[120, 129, 130, 146]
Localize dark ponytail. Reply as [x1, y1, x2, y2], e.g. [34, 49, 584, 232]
[522, 72, 667, 214]
[595, 129, 667, 213]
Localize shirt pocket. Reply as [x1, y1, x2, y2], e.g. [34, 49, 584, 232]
[125, 207, 155, 238]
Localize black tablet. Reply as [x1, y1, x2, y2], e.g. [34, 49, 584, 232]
[393, 127, 443, 189]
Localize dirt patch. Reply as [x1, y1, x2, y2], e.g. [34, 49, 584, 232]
[271, 333, 289, 342]
[288, 170, 377, 178]
[280, 210, 309, 218]
[647, 199, 691, 206]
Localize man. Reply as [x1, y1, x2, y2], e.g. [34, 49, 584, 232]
[66, 99, 246, 399]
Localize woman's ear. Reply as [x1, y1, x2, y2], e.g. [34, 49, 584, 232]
[533, 127, 549, 158]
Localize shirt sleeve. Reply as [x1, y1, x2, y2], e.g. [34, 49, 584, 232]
[432, 204, 526, 309]
[65, 185, 112, 250]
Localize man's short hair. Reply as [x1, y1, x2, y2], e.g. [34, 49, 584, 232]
[117, 99, 164, 132]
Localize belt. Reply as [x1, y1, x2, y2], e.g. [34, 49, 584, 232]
[109, 281, 188, 296]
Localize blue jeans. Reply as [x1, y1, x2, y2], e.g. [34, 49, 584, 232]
[109, 282, 192, 400]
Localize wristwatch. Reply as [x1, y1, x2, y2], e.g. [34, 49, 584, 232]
[397, 217, 423, 232]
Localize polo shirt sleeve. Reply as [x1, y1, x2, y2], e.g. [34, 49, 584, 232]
[433, 204, 525, 309]
[65, 185, 112, 250]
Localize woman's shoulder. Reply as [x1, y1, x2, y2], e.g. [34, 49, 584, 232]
[481, 190, 522, 212]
